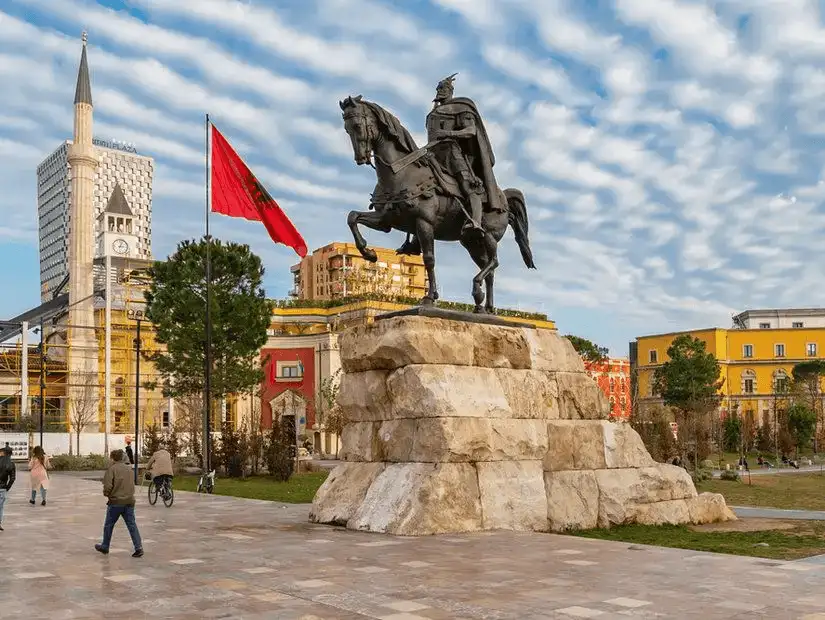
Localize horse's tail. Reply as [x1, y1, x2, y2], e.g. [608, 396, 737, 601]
[505, 188, 536, 269]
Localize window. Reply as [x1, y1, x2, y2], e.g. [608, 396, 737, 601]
[807, 343, 817, 357]
[775, 343, 785, 357]
[793, 322, 804, 328]
[649, 350, 658, 363]
[609, 378, 615, 392]
[741, 370, 756, 394]
[162, 411, 170, 428]
[743, 344, 753, 358]
[759, 322, 771, 329]
[774, 370, 789, 393]
[277, 361, 304, 380]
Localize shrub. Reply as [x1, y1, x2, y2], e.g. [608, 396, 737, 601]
[265, 420, 295, 482]
[700, 459, 717, 470]
[719, 469, 740, 481]
[143, 420, 164, 456]
[691, 469, 712, 483]
[49, 453, 108, 471]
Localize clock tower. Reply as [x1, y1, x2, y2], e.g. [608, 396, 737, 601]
[96, 182, 138, 259]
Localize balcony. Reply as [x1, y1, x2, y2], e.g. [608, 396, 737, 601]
[288, 287, 300, 297]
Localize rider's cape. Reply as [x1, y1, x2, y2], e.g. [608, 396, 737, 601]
[428, 97, 504, 212]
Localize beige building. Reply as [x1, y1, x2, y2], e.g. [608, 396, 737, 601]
[290, 241, 427, 301]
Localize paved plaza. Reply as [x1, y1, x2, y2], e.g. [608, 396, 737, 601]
[1, 475, 825, 619]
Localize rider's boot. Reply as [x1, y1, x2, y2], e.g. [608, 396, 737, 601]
[396, 234, 422, 256]
[461, 193, 485, 238]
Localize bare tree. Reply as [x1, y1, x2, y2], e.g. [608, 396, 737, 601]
[173, 393, 203, 464]
[69, 372, 100, 456]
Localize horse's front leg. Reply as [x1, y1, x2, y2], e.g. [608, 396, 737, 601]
[415, 218, 438, 304]
[347, 209, 391, 263]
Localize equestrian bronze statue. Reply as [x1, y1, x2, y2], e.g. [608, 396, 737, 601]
[340, 74, 536, 313]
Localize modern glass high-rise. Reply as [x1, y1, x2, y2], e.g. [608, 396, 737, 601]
[36, 140, 154, 301]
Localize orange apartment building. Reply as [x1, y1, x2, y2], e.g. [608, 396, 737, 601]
[584, 357, 631, 419]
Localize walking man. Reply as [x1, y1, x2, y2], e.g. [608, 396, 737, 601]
[95, 449, 143, 557]
[0, 445, 16, 531]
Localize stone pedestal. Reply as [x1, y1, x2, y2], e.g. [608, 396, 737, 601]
[310, 315, 735, 535]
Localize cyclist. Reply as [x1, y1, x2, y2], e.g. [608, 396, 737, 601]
[145, 448, 173, 498]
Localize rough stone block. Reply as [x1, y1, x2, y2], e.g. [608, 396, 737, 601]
[386, 365, 511, 419]
[340, 316, 535, 373]
[338, 370, 390, 423]
[308, 462, 386, 526]
[348, 462, 483, 535]
[478, 461, 548, 531]
[556, 372, 610, 419]
[688, 493, 737, 524]
[544, 421, 608, 471]
[595, 466, 698, 527]
[633, 499, 691, 526]
[523, 328, 584, 372]
[603, 423, 656, 468]
[495, 369, 560, 419]
[339, 422, 375, 462]
[545, 470, 599, 531]
[416, 418, 549, 462]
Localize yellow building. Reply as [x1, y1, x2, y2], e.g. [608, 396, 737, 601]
[290, 242, 427, 301]
[633, 308, 825, 425]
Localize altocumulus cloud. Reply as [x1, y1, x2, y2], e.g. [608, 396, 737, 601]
[2, 0, 825, 355]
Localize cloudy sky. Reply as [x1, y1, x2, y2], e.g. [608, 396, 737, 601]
[2, 0, 825, 356]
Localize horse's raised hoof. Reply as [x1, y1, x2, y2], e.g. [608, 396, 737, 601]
[420, 296, 435, 307]
[362, 247, 378, 263]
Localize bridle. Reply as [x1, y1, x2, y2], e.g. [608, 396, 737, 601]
[343, 105, 379, 169]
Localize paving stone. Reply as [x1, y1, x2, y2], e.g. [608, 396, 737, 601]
[1, 474, 824, 620]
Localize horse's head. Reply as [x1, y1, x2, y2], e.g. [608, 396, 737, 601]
[340, 95, 374, 166]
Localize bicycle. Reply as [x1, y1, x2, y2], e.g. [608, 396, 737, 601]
[148, 475, 174, 507]
[197, 469, 216, 494]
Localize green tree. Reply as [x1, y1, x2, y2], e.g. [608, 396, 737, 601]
[144, 238, 274, 400]
[787, 403, 817, 456]
[142, 419, 164, 456]
[652, 334, 724, 468]
[564, 335, 608, 363]
[722, 411, 743, 453]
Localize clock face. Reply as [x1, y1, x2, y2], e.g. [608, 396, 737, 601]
[112, 239, 129, 255]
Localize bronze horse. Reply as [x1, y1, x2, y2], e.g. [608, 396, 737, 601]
[340, 95, 535, 313]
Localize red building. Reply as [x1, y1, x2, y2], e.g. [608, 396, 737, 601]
[584, 357, 631, 419]
[258, 330, 340, 457]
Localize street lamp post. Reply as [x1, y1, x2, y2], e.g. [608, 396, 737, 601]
[39, 317, 45, 448]
[127, 308, 143, 484]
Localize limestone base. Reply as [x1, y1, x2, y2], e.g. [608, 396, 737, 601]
[309, 314, 735, 535]
[310, 457, 735, 535]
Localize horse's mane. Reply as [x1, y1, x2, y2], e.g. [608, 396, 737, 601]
[362, 100, 418, 154]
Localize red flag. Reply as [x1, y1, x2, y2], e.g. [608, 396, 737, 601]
[210, 124, 307, 257]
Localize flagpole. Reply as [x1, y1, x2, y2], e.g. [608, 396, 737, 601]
[204, 113, 213, 473]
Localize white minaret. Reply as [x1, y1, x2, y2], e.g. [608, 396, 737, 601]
[67, 32, 99, 391]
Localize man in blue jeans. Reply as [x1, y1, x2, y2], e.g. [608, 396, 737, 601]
[0, 445, 16, 531]
[95, 449, 143, 557]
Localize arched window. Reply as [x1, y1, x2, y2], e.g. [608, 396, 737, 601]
[773, 369, 789, 394]
[741, 370, 756, 395]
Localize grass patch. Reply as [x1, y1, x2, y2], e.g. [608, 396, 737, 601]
[697, 473, 825, 511]
[174, 472, 329, 503]
[572, 521, 825, 560]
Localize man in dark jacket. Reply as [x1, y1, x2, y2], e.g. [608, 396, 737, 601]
[95, 449, 143, 557]
[0, 445, 16, 532]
